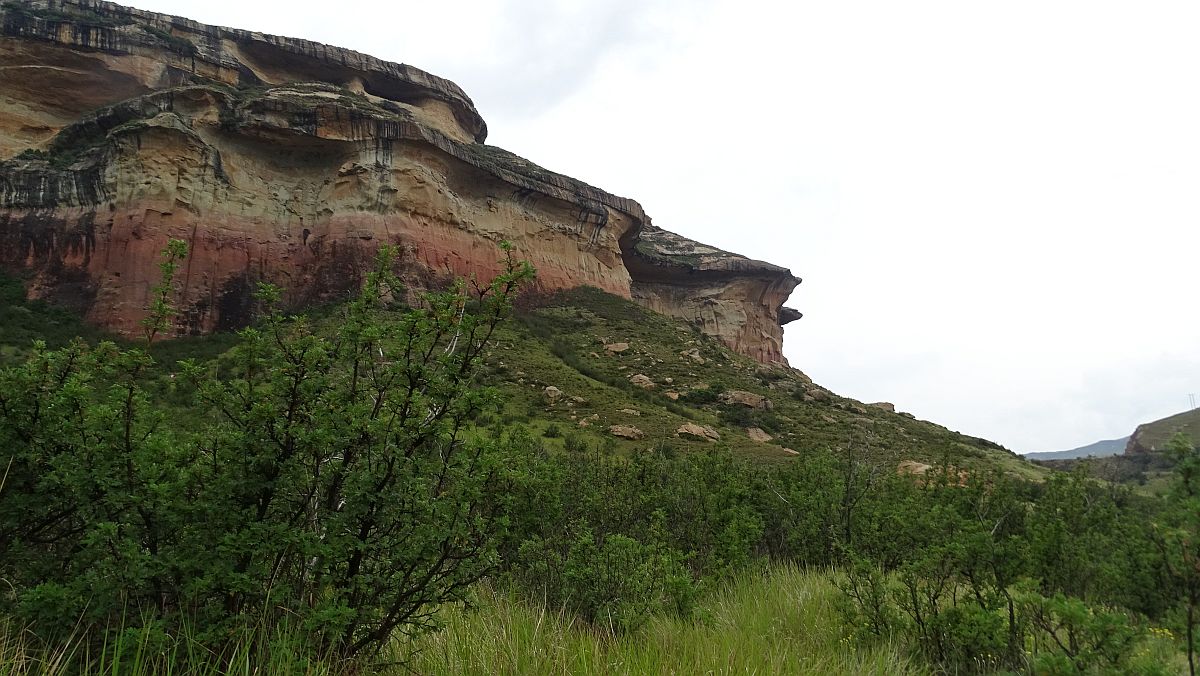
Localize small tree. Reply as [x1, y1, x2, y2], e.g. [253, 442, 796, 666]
[1154, 433, 1200, 676]
[179, 243, 533, 655]
[0, 240, 534, 659]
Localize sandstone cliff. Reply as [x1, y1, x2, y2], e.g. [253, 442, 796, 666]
[0, 0, 801, 362]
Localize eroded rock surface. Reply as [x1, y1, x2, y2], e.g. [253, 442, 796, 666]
[0, 0, 801, 363]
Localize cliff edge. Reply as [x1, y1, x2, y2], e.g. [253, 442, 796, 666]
[0, 0, 801, 363]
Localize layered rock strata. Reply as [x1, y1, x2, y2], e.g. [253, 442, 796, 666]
[0, 0, 801, 362]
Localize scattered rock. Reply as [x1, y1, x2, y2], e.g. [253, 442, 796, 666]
[677, 423, 721, 441]
[619, 408, 641, 416]
[570, 396, 587, 405]
[680, 348, 706, 365]
[782, 448, 800, 456]
[719, 390, 772, 410]
[609, 425, 644, 440]
[664, 377, 673, 384]
[604, 342, 630, 353]
[871, 402, 896, 413]
[746, 427, 773, 443]
[664, 391, 680, 401]
[542, 385, 563, 403]
[629, 374, 655, 389]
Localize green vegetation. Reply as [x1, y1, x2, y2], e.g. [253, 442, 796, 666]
[0, 242, 536, 659]
[402, 567, 924, 674]
[1131, 407, 1200, 453]
[0, 245, 1195, 673]
[1, 2, 134, 28]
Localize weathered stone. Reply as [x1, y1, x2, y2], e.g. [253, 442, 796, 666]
[664, 391, 680, 401]
[676, 423, 720, 441]
[718, 390, 772, 410]
[680, 348, 706, 364]
[629, 225, 801, 364]
[782, 448, 800, 456]
[805, 387, 832, 403]
[871, 402, 896, 413]
[619, 408, 641, 416]
[629, 374, 655, 389]
[609, 425, 644, 440]
[746, 427, 773, 443]
[897, 460, 933, 476]
[543, 386, 563, 402]
[604, 342, 630, 353]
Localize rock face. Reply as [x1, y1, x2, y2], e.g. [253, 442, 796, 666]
[0, 0, 801, 362]
[629, 226, 801, 364]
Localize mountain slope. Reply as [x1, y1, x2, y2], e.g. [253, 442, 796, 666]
[1025, 437, 1129, 461]
[1126, 408, 1200, 454]
[0, 272, 1041, 476]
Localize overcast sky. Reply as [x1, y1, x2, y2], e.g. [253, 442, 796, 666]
[134, 0, 1200, 453]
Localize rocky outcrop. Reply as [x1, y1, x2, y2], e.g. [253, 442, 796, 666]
[718, 390, 773, 410]
[0, 0, 801, 362]
[627, 226, 801, 364]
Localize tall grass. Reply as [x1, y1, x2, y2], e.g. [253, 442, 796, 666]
[0, 615, 345, 676]
[4, 566, 1184, 674]
[399, 564, 925, 675]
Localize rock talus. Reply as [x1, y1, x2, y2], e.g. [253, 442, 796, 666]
[0, 0, 801, 363]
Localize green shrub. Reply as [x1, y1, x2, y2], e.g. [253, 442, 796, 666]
[0, 242, 534, 659]
[515, 520, 694, 632]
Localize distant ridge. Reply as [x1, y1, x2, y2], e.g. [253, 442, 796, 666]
[1025, 437, 1129, 461]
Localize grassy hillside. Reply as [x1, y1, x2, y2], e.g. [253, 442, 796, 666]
[3, 271, 1194, 674]
[1128, 407, 1200, 454]
[0, 274, 1042, 478]
[485, 287, 1042, 477]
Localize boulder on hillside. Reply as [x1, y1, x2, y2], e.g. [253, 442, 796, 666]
[604, 342, 630, 353]
[871, 402, 896, 412]
[542, 385, 563, 403]
[746, 427, 773, 443]
[609, 425, 645, 440]
[629, 374, 655, 389]
[719, 390, 772, 410]
[677, 423, 721, 441]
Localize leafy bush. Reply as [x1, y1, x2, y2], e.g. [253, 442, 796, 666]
[0, 242, 534, 658]
[515, 520, 694, 632]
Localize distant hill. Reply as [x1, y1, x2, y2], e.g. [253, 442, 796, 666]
[1025, 437, 1129, 461]
[1126, 408, 1200, 454]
